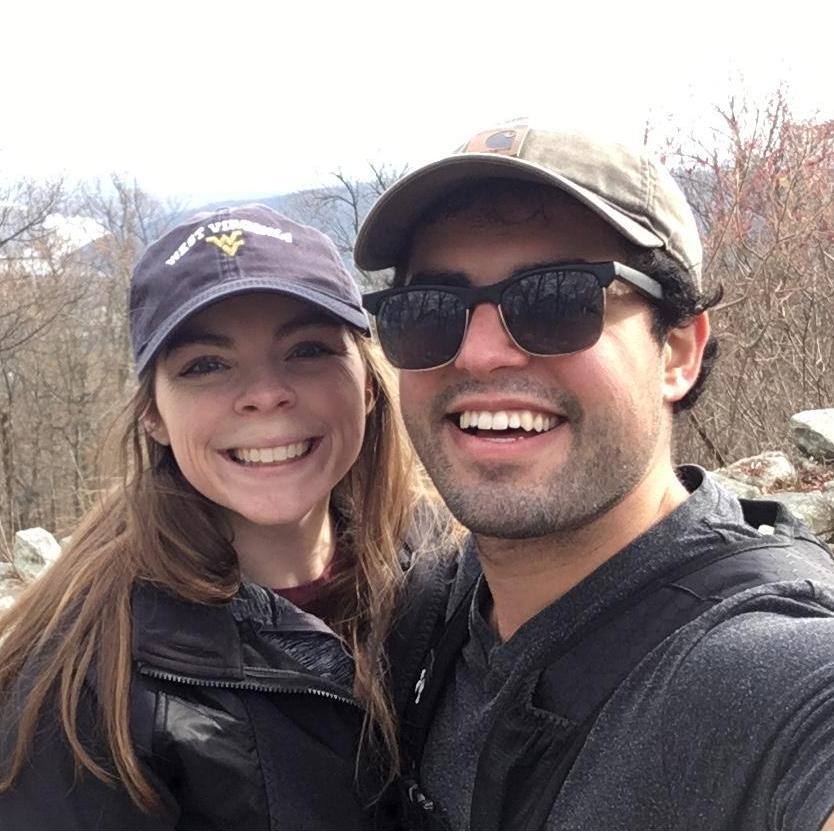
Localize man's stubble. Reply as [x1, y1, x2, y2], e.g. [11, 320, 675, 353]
[401, 377, 664, 540]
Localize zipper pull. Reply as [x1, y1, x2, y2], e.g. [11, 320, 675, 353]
[413, 648, 435, 705]
[414, 667, 427, 704]
[405, 778, 435, 812]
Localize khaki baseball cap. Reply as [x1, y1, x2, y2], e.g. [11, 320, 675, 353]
[354, 125, 702, 287]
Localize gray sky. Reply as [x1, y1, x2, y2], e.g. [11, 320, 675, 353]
[3, 0, 834, 205]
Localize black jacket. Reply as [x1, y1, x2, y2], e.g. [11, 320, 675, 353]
[387, 471, 834, 829]
[0, 581, 389, 830]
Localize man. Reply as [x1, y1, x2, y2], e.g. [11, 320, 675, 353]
[354, 126, 834, 829]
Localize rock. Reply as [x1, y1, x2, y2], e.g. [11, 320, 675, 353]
[0, 560, 16, 580]
[790, 409, 834, 462]
[768, 491, 834, 538]
[715, 451, 796, 492]
[13, 527, 61, 582]
[710, 471, 763, 499]
[0, 577, 25, 611]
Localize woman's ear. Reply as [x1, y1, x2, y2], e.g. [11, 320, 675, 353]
[365, 375, 378, 417]
[142, 406, 171, 446]
[662, 312, 710, 405]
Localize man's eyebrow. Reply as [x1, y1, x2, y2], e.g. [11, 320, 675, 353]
[406, 260, 593, 288]
[514, 259, 592, 275]
[407, 270, 472, 288]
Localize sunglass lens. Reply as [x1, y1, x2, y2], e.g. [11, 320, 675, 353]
[375, 289, 468, 370]
[502, 270, 604, 355]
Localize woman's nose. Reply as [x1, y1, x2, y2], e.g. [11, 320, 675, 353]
[233, 365, 296, 413]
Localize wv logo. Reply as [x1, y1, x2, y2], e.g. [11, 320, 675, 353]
[206, 230, 245, 256]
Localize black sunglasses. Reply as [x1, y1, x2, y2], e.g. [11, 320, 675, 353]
[362, 261, 663, 371]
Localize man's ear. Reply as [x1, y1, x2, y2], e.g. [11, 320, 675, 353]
[662, 312, 710, 404]
[142, 406, 171, 446]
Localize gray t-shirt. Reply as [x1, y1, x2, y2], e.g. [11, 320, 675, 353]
[421, 467, 834, 829]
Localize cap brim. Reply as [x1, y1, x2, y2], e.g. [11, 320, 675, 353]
[354, 153, 664, 271]
[135, 277, 370, 375]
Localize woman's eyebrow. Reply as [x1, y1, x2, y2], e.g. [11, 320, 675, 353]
[164, 331, 232, 356]
[164, 313, 341, 356]
[274, 312, 341, 338]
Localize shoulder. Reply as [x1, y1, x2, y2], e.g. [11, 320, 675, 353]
[566, 583, 834, 829]
[665, 579, 834, 709]
[655, 581, 834, 827]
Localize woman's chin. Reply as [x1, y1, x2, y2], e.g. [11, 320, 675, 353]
[223, 499, 329, 532]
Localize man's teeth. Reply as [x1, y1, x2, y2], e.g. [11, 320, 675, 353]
[232, 440, 311, 464]
[458, 410, 560, 432]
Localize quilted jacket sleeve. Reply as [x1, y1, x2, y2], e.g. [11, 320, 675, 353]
[0, 680, 178, 830]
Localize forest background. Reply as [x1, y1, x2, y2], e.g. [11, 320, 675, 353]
[1, 85, 833, 549]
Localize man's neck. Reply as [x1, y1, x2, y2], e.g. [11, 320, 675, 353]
[475, 464, 691, 641]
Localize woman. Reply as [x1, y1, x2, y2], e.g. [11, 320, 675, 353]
[0, 205, 424, 828]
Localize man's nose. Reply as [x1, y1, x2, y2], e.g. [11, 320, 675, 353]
[452, 302, 530, 375]
[234, 365, 296, 413]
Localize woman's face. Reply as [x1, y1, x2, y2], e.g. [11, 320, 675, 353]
[150, 292, 370, 530]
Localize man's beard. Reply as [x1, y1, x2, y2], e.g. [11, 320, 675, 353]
[402, 379, 662, 540]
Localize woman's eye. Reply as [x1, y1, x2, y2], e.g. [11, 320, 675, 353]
[179, 356, 228, 376]
[288, 341, 334, 360]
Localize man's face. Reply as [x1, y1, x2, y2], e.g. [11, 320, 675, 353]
[398, 193, 673, 539]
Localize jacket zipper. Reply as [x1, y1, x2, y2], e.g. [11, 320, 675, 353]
[136, 663, 359, 708]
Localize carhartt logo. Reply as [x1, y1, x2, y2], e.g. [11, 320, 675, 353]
[206, 230, 245, 257]
[461, 125, 529, 157]
[485, 130, 516, 150]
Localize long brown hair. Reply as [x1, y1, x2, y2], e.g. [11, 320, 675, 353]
[0, 333, 422, 811]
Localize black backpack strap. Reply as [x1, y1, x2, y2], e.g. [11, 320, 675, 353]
[399, 575, 477, 765]
[389, 564, 478, 829]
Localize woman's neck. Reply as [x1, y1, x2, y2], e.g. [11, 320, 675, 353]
[229, 500, 336, 589]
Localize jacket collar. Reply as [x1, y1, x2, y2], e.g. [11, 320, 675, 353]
[131, 580, 338, 680]
[132, 581, 245, 679]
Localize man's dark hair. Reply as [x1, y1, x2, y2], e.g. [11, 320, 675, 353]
[391, 179, 722, 413]
[624, 247, 721, 413]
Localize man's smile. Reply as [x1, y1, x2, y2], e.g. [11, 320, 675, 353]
[453, 408, 564, 434]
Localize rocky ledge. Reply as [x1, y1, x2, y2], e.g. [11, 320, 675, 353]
[712, 409, 834, 543]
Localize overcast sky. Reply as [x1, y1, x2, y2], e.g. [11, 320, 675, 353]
[2, 0, 833, 205]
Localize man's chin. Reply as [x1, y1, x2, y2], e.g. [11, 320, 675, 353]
[436, 485, 560, 540]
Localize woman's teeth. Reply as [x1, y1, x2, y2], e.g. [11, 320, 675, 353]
[457, 410, 560, 432]
[231, 440, 312, 464]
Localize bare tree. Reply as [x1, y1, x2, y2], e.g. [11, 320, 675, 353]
[666, 89, 834, 465]
[286, 162, 408, 290]
[0, 176, 178, 542]
[73, 175, 182, 392]
[0, 178, 62, 254]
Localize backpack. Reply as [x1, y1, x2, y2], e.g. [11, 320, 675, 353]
[389, 497, 834, 830]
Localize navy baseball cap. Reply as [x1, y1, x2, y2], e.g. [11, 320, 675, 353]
[130, 204, 371, 374]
